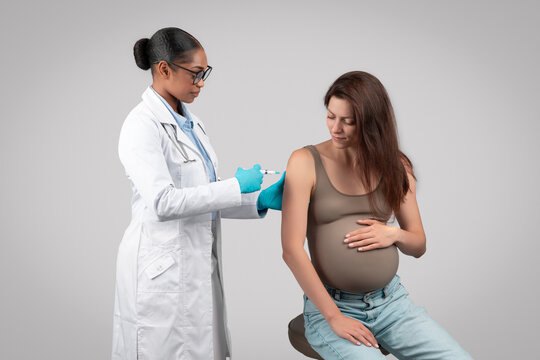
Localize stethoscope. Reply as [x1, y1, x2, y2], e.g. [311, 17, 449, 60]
[160, 123, 197, 163]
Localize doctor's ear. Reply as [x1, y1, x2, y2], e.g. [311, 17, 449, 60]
[155, 60, 172, 79]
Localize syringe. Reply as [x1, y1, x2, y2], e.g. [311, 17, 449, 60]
[260, 169, 280, 175]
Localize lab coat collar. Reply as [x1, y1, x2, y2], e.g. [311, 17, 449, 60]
[150, 87, 193, 131]
[142, 87, 199, 154]
[142, 86, 175, 125]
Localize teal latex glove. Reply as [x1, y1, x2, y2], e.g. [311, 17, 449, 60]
[257, 171, 286, 211]
[235, 164, 263, 193]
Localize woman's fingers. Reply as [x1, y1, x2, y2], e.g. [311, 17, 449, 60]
[352, 327, 379, 348]
[354, 334, 371, 346]
[345, 230, 372, 243]
[357, 219, 377, 225]
[345, 334, 363, 346]
[357, 243, 381, 252]
[345, 226, 371, 238]
[354, 333, 372, 347]
[346, 330, 379, 348]
[363, 329, 379, 348]
[331, 315, 379, 348]
[347, 238, 375, 248]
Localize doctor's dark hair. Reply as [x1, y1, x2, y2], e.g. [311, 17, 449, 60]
[324, 71, 415, 215]
[133, 27, 202, 72]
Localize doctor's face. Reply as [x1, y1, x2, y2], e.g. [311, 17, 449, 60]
[164, 48, 209, 104]
[326, 96, 358, 149]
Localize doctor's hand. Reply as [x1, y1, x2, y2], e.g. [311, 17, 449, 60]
[328, 313, 379, 348]
[344, 219, 399, 251]
[235, 164, 263, 193]
[257, 171, 285, 211]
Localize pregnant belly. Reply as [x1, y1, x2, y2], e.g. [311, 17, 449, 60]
[308, 216, 399, 293]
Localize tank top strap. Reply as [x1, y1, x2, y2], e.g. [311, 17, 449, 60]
[303, 145, 331, 193]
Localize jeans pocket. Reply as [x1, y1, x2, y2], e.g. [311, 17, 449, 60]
[303, 295, 320, 319]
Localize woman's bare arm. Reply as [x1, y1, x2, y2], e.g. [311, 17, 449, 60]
[346, 167, 426, 258]
[393, 169, 426, 257]
[281, 148, 379, 348]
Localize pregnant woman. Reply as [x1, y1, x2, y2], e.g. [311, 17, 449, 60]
[281, 71, 473, 359]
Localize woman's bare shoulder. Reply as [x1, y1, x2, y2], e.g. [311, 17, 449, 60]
[286, 146, 318, 186]
[285, 147, 315, 194]
[287, 147, 314, 167]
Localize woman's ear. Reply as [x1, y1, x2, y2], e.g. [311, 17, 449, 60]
[155, 60, 171, 79]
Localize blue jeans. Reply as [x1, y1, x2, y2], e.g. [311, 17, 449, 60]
[303, 275, 473, 360]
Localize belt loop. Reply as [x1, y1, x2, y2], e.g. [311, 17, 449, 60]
[383, 277, 397, 298]
[333, 289, 341, 300]
[329, 288, 335, 298]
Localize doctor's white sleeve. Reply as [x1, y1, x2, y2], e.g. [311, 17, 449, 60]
[118, 115, 243, 221]
[220, 191, 267, 219]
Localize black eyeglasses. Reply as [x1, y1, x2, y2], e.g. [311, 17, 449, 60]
[168, 62, 212, 85]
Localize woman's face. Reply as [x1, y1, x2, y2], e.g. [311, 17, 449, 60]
[162, 48, 209, 104]
[326, 96, 357, 149]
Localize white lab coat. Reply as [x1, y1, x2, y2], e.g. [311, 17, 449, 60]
[112, 87, 263, 360]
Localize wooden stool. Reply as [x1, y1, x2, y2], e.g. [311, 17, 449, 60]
[288, 314, 390, 358]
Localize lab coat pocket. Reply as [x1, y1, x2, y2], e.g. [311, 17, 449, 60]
[138, 249, 183, 293]
[145, 253, 175, 279]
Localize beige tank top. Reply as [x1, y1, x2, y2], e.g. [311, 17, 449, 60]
[305, 145, 399, 293]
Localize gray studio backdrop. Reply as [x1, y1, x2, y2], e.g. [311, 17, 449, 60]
[1, 1, 539, 359]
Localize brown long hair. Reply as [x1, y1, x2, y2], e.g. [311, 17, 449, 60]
[324, 71, 414, 214]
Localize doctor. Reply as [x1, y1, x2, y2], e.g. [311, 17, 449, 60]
[112, 27, 283, 360]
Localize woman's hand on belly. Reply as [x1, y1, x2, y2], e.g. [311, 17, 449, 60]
[328, 313, 379, 349]
[344, 219, 399, 251]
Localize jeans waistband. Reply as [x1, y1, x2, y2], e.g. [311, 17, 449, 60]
[324, 275, 401, 301]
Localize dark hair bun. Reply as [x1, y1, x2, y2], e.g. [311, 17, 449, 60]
[133, 28, 202, 74]
[133, 38, 151, 70]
